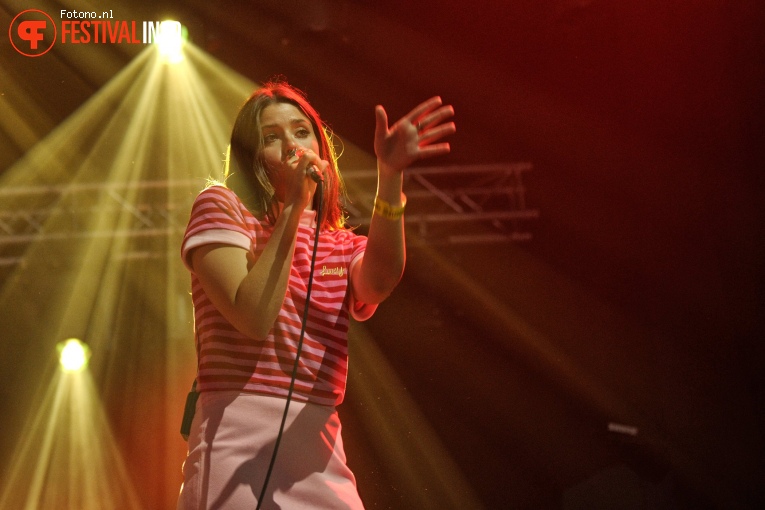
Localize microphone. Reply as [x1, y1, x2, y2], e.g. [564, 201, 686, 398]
[307, 165, 323, 183]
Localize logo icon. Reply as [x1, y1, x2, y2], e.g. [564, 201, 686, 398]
[9, 10, 57, 57]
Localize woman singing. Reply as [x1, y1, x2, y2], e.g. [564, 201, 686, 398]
[177, 80, 455, 509]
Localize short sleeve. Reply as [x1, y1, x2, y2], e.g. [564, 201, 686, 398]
[181, 186, 254, 271]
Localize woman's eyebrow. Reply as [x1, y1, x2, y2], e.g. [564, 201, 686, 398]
[261, 118, 310, 129]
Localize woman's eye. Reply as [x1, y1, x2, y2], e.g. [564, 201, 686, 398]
[296, 128, 310, 138]
[263, 133, 278, 143]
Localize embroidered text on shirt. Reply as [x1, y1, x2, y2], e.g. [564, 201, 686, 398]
[321, 265, 345, 277]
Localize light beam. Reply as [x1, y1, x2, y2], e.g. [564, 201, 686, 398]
[0, 43, 257, 508]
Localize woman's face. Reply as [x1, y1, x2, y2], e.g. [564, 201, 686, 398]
[259, 101, 320, 202]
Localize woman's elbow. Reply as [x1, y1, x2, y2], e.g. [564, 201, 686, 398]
[229, 315, 272, 343]
[362, 271, 404, 304]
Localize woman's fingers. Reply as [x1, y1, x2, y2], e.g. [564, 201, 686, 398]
[414, 104, 456, 134]
[288, 148, 323, 174]
[375, 96, 455, 171]
[418, 142, 452, 159]
[405, 96, 444, 125]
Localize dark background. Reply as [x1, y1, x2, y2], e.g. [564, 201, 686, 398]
[1, 1, 764, 508]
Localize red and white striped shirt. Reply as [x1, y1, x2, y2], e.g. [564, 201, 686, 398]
[181, 186, 376, 406]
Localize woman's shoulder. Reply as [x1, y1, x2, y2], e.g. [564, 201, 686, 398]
[193, 185, 250, 212]
[323, 225, 367, 247]
[188, 185, 260, 227]
[195, 184, 239, 202]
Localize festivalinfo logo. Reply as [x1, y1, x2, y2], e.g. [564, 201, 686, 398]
[9, 8, 183, 58]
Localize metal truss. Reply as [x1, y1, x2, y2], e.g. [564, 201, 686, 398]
[343, 163, 538, 245]
[0, 164, 537, 267]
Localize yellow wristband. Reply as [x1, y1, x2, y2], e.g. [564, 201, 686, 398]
[373, 195, 406, 220]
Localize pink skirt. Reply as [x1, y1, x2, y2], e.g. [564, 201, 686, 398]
[177, 391, 365, 510]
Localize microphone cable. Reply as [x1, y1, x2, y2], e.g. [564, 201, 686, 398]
[256, 174, 323, 509]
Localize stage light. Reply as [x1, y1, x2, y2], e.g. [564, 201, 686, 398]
[58, 338, 90, 372]
[155, 20, 186, 63]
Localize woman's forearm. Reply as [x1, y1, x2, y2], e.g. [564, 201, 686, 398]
[193, 203, 303, 341]
[353, 166, 406, 304]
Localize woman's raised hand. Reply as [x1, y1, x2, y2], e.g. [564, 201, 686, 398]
[374, 96, 456, 175]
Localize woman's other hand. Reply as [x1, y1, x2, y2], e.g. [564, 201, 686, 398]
[373, 96, 456, 175]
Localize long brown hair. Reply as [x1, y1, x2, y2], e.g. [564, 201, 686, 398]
[225, 80, 347, 230]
